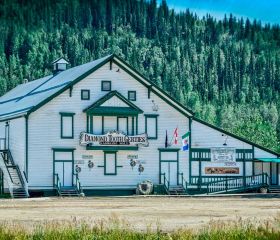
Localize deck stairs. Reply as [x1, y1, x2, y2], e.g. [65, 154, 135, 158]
[269, 186, 280, 194]
[59, 187, 80, 197]
[168, 185, 187, 195]
[0, 142, 29, 198]
[54, 173, 84, 197]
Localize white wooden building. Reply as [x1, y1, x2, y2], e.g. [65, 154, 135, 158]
[0, 54, 279, 197]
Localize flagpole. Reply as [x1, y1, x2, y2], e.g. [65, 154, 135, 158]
[169, 125, 178, 146]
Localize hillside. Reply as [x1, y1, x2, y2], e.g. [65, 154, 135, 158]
[0, 0, 279, 152]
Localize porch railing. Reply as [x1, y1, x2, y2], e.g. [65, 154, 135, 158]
[73, 173, 83, 195]
[178, 173, 188, 191]
[54, 173, 62, 196]
[160, 173, 170, 193]
[206, 173, 269, 194]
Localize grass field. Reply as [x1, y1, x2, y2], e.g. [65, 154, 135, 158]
[0, 196, 279, 239]
[0, 216, 279, 239]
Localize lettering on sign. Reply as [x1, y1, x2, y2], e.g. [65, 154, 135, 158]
[74, 160, 85, 164]
[127, 155, 138, 159]
[205, 167, 239, 174]
[211, 148, 236, 162]
[80, 131, 149, 147]
[82, 155, 93, 160]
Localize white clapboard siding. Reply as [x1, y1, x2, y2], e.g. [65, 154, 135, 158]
[28, 62, 189, 188]
[101, 96, 128, 107]
[0, 122, 5, 138]
[192, 120, 252, 149]
[8, 117, 26, 171]
[254, 147, 277, 158]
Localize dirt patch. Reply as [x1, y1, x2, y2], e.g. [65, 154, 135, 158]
[0, 196, 279, 231]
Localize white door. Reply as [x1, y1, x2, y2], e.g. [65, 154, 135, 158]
[64, 162, 73, 187]
[55, 162, 64, 186]
[169, 162, 178, 186]
[161, 162, 178, 186]
[55, 161, 73, 187]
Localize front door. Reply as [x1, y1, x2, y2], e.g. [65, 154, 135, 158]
[55, 161, 73, 187]
[53, 149, 74, 188]
[161, 161, 178, 186]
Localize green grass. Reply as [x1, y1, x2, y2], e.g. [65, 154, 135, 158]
[0, 217, 279, 240]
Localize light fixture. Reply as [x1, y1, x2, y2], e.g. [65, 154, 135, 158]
[222, 134, 228, 146]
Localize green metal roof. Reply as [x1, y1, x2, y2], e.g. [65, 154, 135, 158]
[255, 158, 280, 163]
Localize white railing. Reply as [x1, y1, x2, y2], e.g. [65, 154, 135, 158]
[0, 154, 14, 197]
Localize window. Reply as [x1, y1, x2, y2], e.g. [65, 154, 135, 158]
[60, 113, 75, 139]
[101, 81, 111, 91]
[128, 91, 136, 101]
[104, 152, 117, 175]
[117, 117, 128, 134]
[81, 89, 90, 100]
[145, 114, 158, 139]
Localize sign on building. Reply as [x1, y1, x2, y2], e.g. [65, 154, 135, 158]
[80, 131, 149, 147]
[211, 148, 236, 162]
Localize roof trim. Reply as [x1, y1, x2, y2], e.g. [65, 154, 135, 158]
[255, 158, 280, 163]
[26, 54, 193, 119]
[112, 55, 194, 117]
[193, 117, 280, 157]
[27, 55, 114, 115]
[83, 90, 143, 114]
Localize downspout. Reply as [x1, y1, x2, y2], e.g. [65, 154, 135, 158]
[25, 115, 29, 181]
[189, 117, 192, 183]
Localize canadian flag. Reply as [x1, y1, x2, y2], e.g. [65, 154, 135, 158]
[174, 128, 178, 145]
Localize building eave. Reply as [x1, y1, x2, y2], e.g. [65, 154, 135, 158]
[193, 116, 280, 157]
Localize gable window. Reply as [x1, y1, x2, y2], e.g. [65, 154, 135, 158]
[128, 91, 136, 101]
[145, 114, 158, 139]
[81, 89, 90, 100]
[60, 113, 75, 139]
[101, 81, 111, 91]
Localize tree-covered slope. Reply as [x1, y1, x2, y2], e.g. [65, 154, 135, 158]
[0, 0, 279, 152]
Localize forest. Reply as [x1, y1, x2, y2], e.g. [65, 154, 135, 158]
[0, 0, 279, 152]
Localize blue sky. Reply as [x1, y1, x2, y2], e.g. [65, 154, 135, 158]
[165, 0, 280, 25]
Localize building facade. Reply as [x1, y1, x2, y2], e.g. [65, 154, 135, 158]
[0, 55, 279, 197]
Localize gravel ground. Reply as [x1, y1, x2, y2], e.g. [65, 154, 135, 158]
[0, 196, 279, 231]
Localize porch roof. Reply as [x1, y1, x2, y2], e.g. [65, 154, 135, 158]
[255, 158, 280, 163]
[83, 91, 143, 116]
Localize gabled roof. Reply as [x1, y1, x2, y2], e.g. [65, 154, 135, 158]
[0, 55, 113, 120]
[0, 54, 278, 156]
[52, 57, 69, 64]
[0, 54, 193, 121]
[193, 117, 280, 157]
[84, 91, 143, 116]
